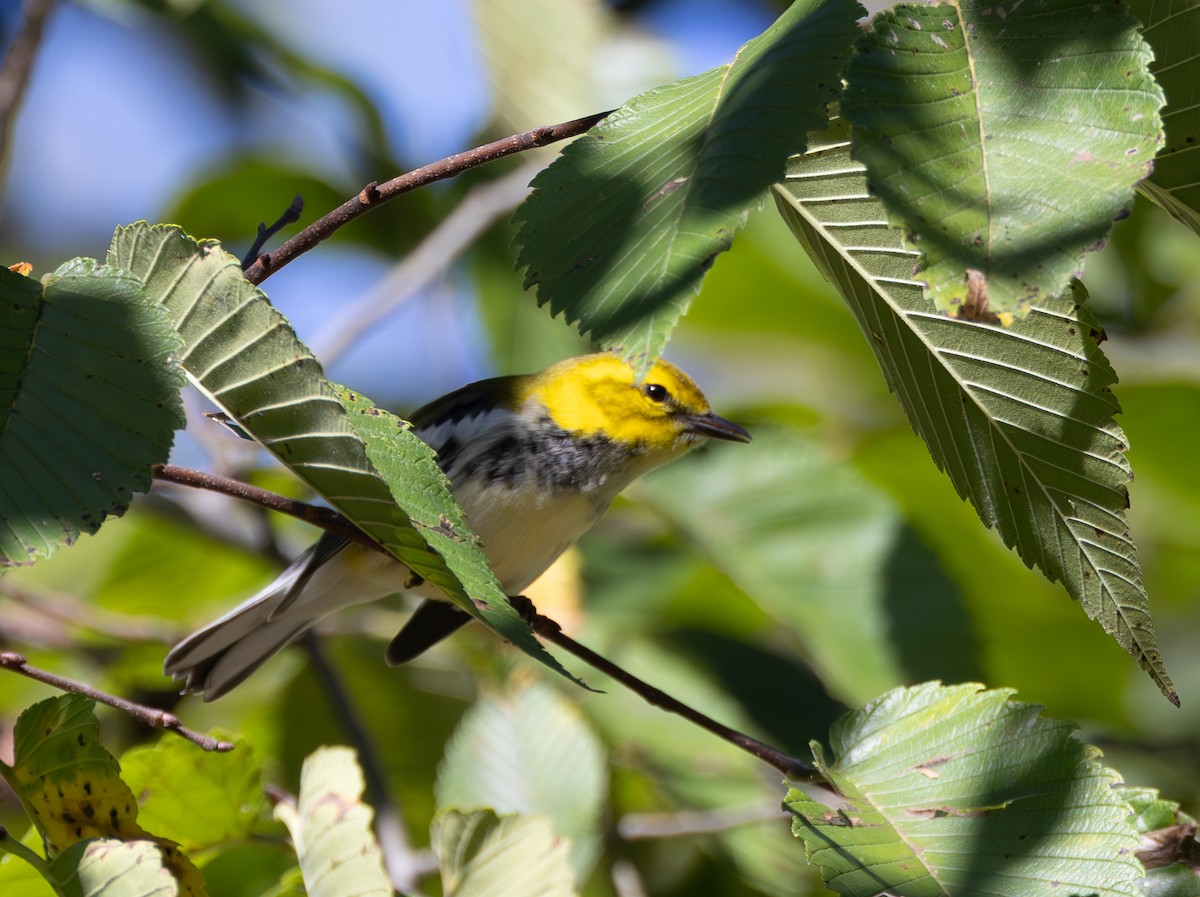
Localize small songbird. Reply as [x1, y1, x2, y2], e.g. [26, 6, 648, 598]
[164, 353, 751, 700]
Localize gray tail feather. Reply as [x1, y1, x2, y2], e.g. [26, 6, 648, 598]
[164, 538, 340, 701]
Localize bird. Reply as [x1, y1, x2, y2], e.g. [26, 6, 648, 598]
[164, 352, 751, 700]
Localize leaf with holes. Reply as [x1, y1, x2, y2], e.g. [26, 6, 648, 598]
[514, 0, 862, 370]
[841, 0, 1163, 319]
[0, 260, 185, 566]
[786, 683, 1142, 897]
[3, 695, 206, 896]
[771, 117, 1174, 703]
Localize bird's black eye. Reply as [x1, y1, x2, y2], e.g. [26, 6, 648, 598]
[643, 383, 669, 403]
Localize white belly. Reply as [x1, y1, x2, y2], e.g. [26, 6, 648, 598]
[453, 477, 614, 594]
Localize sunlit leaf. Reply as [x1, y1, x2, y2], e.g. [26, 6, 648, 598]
[0, 261, 184, 566]
[51, 839, 178, 897]
[7, 695, 148, 853]
[514, 0, 862, 369]
[273, 746, 390, 897]
[3, 696, 206, 895]
[771, 118, 1175, 703]
[432, 809, 577, 897]
[120, 737, 262, 853]
[786, 682, 1142, 897]
[436, 679, 606, 878]
[841, 0, 1162, 319]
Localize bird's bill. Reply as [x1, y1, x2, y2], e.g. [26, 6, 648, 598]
[684, 412, 752, 443]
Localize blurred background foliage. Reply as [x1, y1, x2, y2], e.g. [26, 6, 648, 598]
[2, 1, 1200, 895]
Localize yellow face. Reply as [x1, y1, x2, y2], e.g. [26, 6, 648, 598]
[520, 353, 749, 452]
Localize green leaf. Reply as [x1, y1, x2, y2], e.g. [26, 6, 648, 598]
[108, 222, 570, 681]
[119, 737, 262, 854]
[786, 682, 1143, 897]
[6, 695, 147, 853]
[1142, 865, 1200, 897]
[4, 697, 207, 895]
[1121, 784, 1192, 834]
[432, 809, 577, 897]
[513, 0, 862, 368]
[637, 430, 905, 706]
[1129, 0, 1200, 234]
[841, 0, 1163, 319]
[0, 261, 185, 566]
[771, 117, 1175, 703]
[333, 385, 580, 684]
[1116, 785, 1200, 897]
[51, 839, 178, 897]
[273, 747, 390, 897]
[435, 680, 606, 879]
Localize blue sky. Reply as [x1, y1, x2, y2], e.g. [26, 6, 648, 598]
[1, 0, 775, 407]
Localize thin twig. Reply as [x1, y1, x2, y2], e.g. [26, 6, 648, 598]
[317, 160, 541, 366]
[612, 860, 650, 897]
[0, 0, 56, 171]
[153, 464, 822, 780]
[242, 110, 611, 286]
[152, 464, 374, 551]
[618, 801, 790, 840]
[241, 195, 304, 269]
[528, 615, 818, 780]
[0, 652, 232, 752]
[300, 632, 427, 893]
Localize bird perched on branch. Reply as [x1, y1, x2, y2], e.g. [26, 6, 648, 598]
[164, 353, 751, 700]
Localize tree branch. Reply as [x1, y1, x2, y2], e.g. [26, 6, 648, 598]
[316, 160, 542, 366]
[528, 612, 817, 779]
[241, 110, 611, 285]
[152, 464, 375, 551]
[241, 194, 304, 268]
[0, 652, 232, 753]
[152, 464, 821, 780]
[0, 0, 56, 172]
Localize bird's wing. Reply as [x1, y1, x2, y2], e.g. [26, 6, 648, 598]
[265, 530, 351, 619]
[410, 375, 522, 471]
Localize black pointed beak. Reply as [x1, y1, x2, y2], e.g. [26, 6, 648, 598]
[684, 412, 752, 443]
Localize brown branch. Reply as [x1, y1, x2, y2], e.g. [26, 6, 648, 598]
[152, 463, 822, 780]
[152, 464, 374, 551]
[528, 613, 818, 780]
[241, 110, 612, 285]
[241, 195, 304, 269]
[0, 0, 56, 171]
[0, 652, 232, 753]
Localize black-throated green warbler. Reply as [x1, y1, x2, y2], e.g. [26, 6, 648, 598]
[165, 353, 750, 700]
